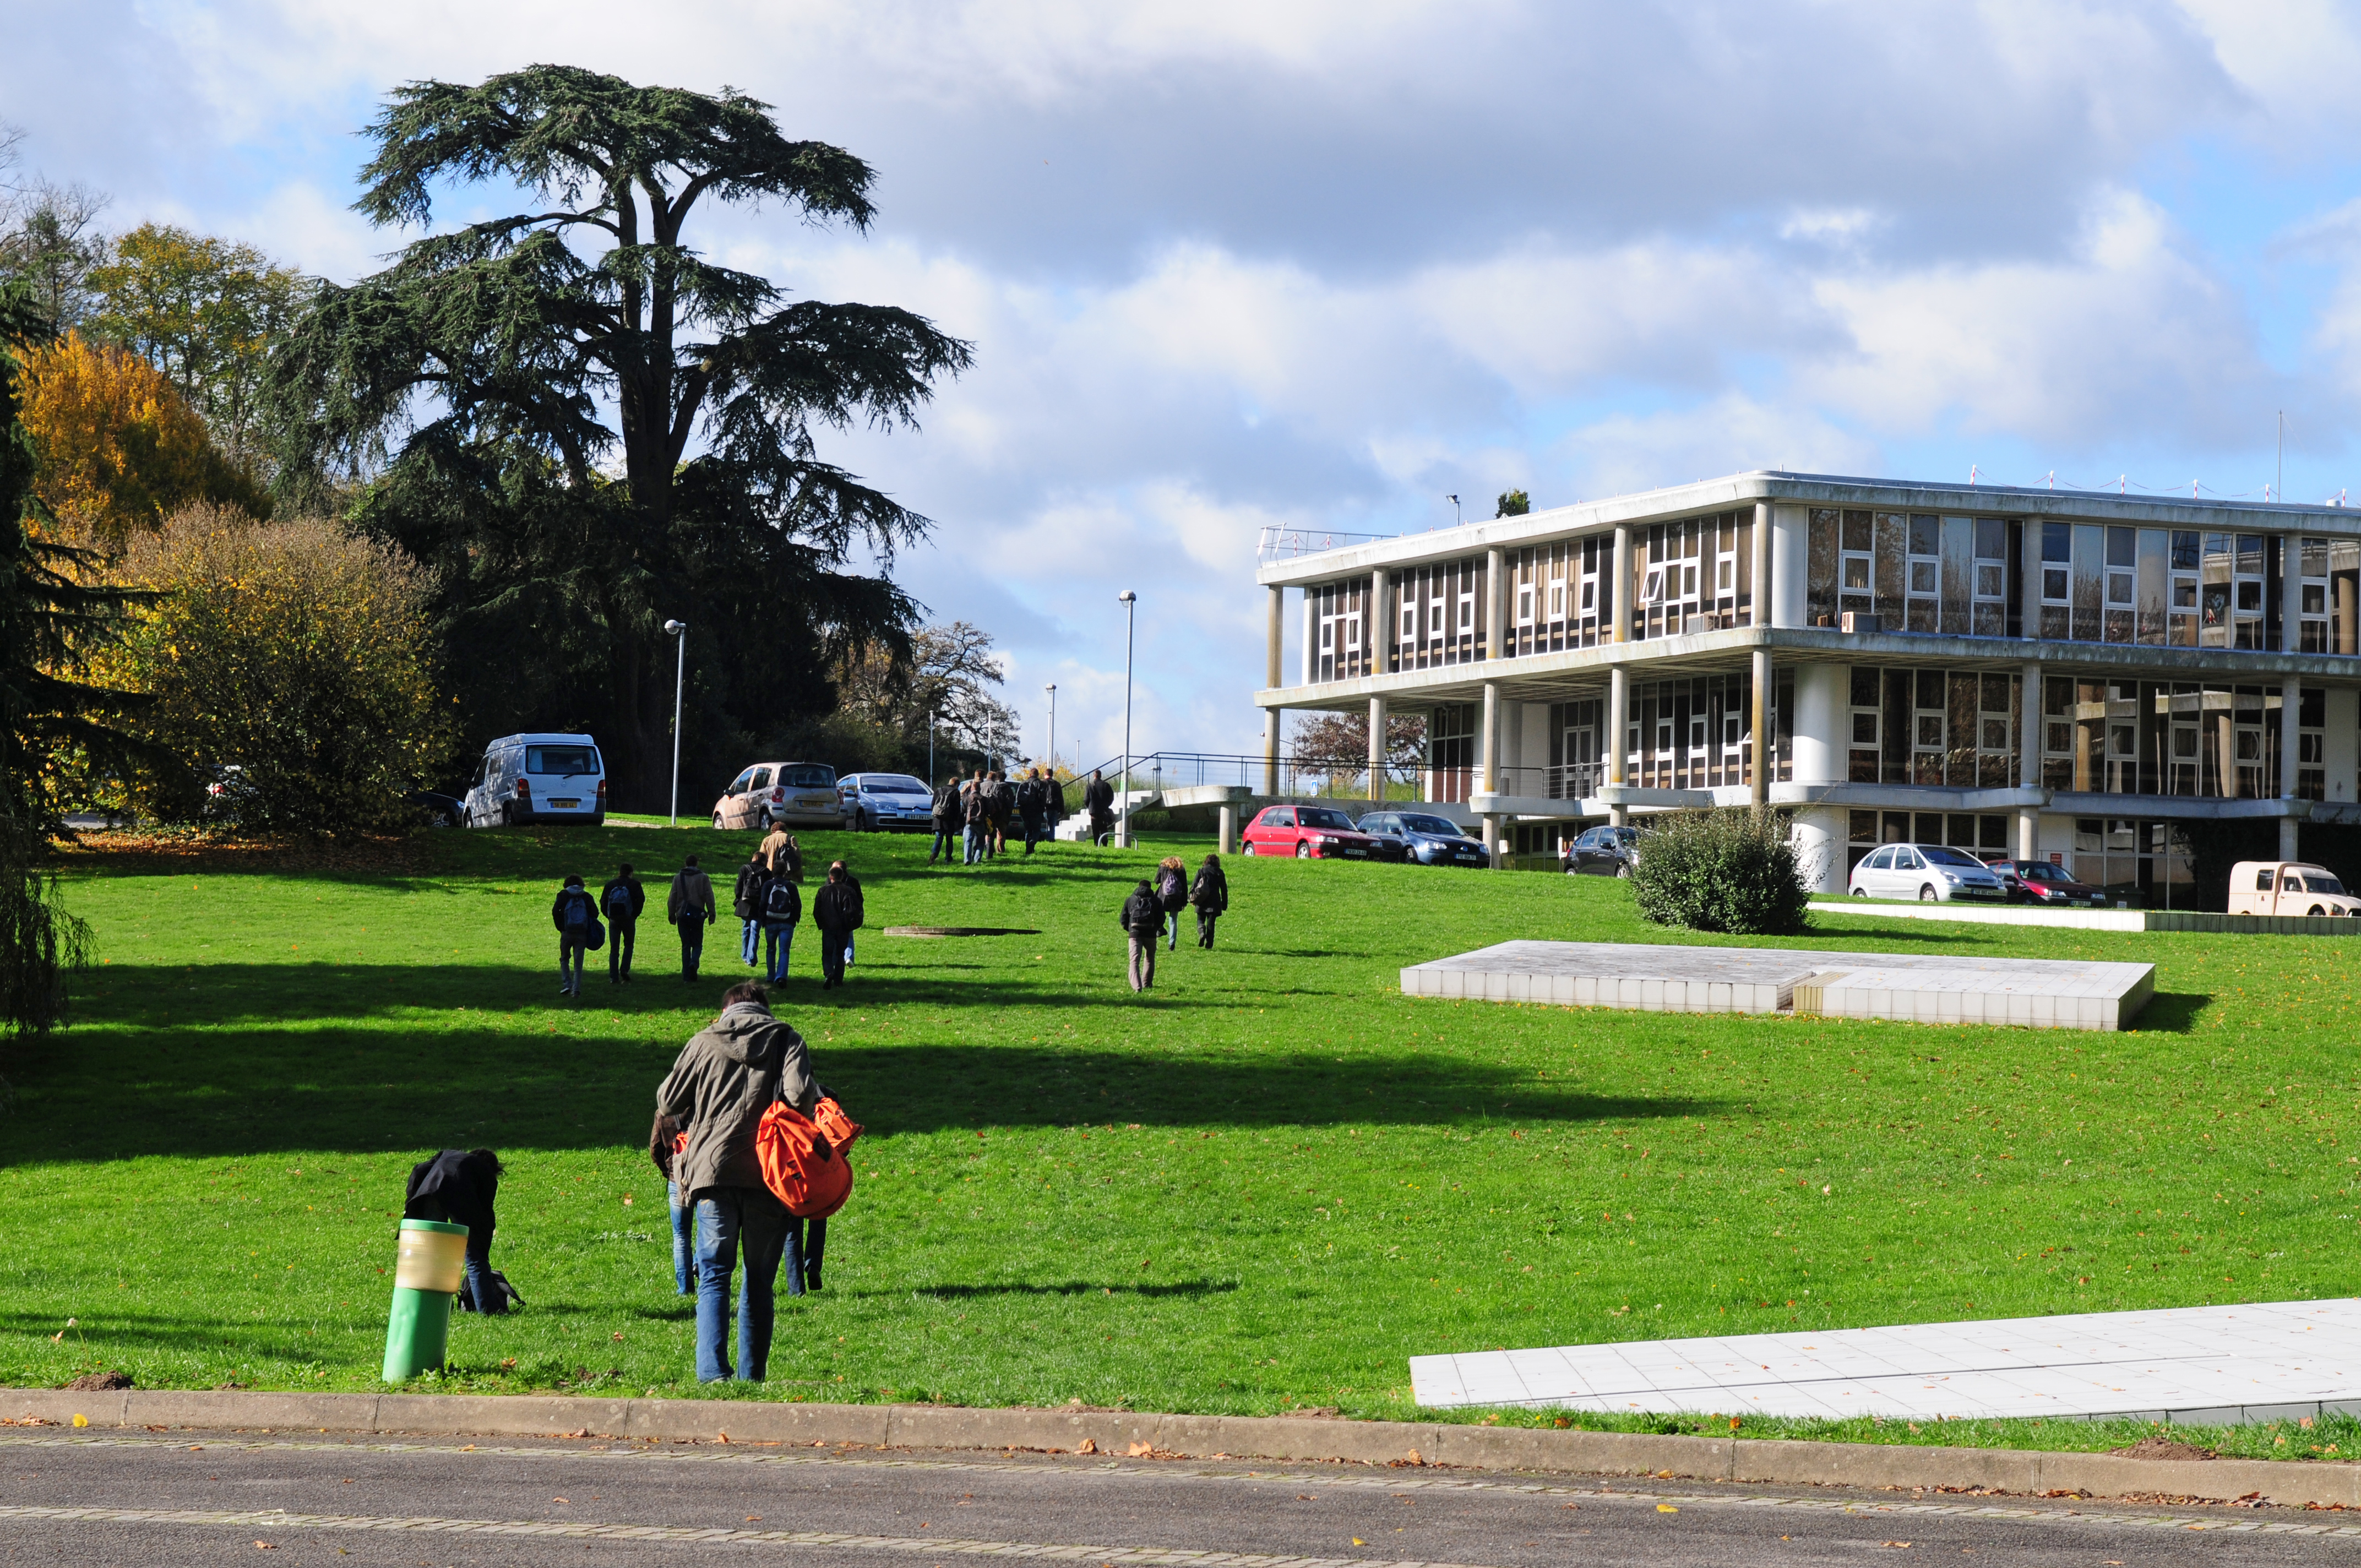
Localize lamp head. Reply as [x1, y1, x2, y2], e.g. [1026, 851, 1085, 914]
[1117, 590, 1136, 605]
[662, 619, 686, 635]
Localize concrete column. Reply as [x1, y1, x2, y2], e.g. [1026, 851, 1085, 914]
[2017, 660, 2042, 861]
[1791, 661, 1842, 784]
[1218, 804, 1237, 856]
[1479, 680, 1500, 794]
[1750, 645, 1771, 805]
[1486, 546, 1506, 662]
[1301, 588, 1314, 686]
[2283, 535, 2304, 654]
[2217, 709, 2236, 798]
[1368, 694, 1388, 804]
[1770, 503, 1808, 627]
[1611, 525, 1633, 644]
[1750, 500, 1772, 627]
[1369, 568, 1389, 675]
[1606, 663, 1629, 827]
[1263, 585, 1283, 796]
[2282, 814, 2302, 861]
[2281, 675, 2302, 800]
[1791, 804, 1846, 895]
[1480, 813, 1501, 868]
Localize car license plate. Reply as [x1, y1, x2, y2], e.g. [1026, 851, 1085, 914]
[1343, 848, 1366, 858]
[550, 798, 580, 808]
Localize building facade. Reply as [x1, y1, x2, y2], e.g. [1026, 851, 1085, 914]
[1253, 472, 2361, 894]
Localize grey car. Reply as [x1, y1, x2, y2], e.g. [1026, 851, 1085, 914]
[1355, 811, 1489, 866]
[1565, 824, 1641, 876]
[837, 771, 934, 832]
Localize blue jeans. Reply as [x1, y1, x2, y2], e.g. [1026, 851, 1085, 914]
[693, 1186, 791, 1383]
[964, 823, 983, 864]
[668, 1179, 694, 1295]
[929, 827, 955, 863]
[764, 922, 796, 981]
[558, 939, 588, 992]
[1022, 814, 1043, 852]
[741, 917, 760, 966]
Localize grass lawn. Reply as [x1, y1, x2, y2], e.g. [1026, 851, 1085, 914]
[3, 821, 2359, 1462]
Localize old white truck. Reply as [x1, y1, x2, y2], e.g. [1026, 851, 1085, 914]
[2227, 861, 2361, 918]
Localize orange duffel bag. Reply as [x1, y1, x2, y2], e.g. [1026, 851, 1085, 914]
[755, 1095, 863, 1218]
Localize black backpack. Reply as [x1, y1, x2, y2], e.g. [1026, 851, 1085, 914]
[762, 878, 801, 923]
[561, 890, 595, 934]
[603, 881, 634, 919]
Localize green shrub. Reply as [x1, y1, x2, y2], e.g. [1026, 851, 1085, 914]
[1626, 808, 1811, 935]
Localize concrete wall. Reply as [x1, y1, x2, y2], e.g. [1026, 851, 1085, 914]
[2327, 686, 2360, 806]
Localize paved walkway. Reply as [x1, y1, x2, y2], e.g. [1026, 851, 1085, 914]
[1412, 1298, 2361, 1424]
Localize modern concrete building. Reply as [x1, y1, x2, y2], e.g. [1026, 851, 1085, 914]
[1253, 471, 2361, 893]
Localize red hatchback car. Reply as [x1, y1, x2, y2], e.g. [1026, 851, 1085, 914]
[1242, 804, 1383, 859]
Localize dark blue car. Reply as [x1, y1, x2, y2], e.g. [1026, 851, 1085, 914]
[1355, 811, 1489, 867]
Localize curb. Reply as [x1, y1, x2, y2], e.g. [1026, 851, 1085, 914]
[6, 1387, 2356, 1508]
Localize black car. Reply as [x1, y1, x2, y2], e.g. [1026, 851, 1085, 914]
[1565, 824, 1641, 876]
[1354, 810, 1490, 866]
[408, 789, 466, 828]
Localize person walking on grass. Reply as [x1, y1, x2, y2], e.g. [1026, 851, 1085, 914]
[602, 863, 645, 984]
[653, 981, 818, 1382]
[928, 773, 962, 865]
[404, 1148, 509, 1314]
[758, 865, 802, 983]
[1119, 878, 1163, 991]
[1190, 852, 1229, 948]
[1016, 767, 1045, 854]
[758, 820, 797, 880]
[733, 849, 768, 967]
[668, 856, 717, 982]
[1085, 769, 1115, 846]
[650, 1112, 695, 1295]
[1154, 855, 1189, 952]
[552, 874, 602, 997]
[983, 769, 1010, 857]
[960, 769, 987, 865]
[814, 861, 864, 989]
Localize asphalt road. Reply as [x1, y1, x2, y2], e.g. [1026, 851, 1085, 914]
[2, 1428, 2358, 1566]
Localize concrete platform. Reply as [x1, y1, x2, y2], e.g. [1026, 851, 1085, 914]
[1411, 1298, 2361, 1425]
[1401, 940, 2154, 1030]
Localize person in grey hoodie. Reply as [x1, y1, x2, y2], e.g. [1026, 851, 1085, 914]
[652, 981, 818, 1382]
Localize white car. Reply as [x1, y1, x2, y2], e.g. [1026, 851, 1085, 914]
[839, 772, 934, 832]
[1848, 843, 2008, 903]
[712, 761, 840, 830]
[463, 733, 606, 827]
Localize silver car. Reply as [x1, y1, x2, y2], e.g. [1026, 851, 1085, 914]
[838, 772, 934, 832]
[1848, 843, 2008, 903]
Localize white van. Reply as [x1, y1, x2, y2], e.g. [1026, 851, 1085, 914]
[2227, 861, 2361, 918]
[464, 733, 607, 828]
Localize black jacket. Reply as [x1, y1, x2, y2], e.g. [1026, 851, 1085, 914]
[932, 782, 962, 826]
[814, 878, 864, 934]
[758, 874, 803, 928]
[404, 1150, 499, 1252]
[600, 876, 645, 924]
[1120, 882, 1164, 938]
[1154, 865, 1188, 912]
[1190, 863, 1228, 914]
[551, 885, 603, 945]
[733, 858, 766, 919]
[1085, 778, 1114, 814]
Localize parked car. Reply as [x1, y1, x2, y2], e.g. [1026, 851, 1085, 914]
[1847, 842, 2008, 902]
[463, 733, 606, 827]
[1242, 804, 1384, 859]
[1983, 857, 2109, 907]
[407, 788, 465, 828]
[1564, 824, 1642, 876]
[1356, 810, 1488, 866]
[839, 772, 934, 832]
[2228, 860, 2361, 917]
[712, 761, 840, 830]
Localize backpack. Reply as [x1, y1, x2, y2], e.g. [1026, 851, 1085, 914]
[1155, 868, 1187, 912]
[755, 1095, 864, 1218]
[561, 890, 595, 935]
[603, 881, 634, 920]
[761, 878, 800, 924]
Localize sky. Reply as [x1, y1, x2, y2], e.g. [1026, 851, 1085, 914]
[12, 1, 2361, 765]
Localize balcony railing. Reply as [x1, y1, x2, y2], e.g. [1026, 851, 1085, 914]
[1256, 525, 1401, 564]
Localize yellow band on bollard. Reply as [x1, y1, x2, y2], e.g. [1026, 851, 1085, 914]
[393, 1222, 468, 1293]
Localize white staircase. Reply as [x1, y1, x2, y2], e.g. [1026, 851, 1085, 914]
[1055, 789, 1160, 842]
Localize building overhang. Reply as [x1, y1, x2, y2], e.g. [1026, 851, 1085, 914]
[1256, 469, 2361, 587]
[1257, 627, 2361, 712]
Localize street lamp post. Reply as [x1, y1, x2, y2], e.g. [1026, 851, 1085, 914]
[1045, 684, 1057, 776]
[1117, 591, 1136, 848]
[927, 706, 936, 789]
[662, 619, 688, 826]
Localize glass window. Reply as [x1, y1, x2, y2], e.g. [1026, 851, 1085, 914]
[867, 775, 928, 793]
[1402, 815, 1464, 836]
[526, 744, 600, 775]
[1909, 515, 1939, 556]
[2106, 526, 2136, 568]
[1842, 557, 1870, 591]
[2170, 531, 2200, 570]
[1865, 847, 1894, 870]
[749, 767, 773, 790]
[1299, 808, 1356, 830]
[778, 765, 837, 788]
[727, 767, 754, 794]
[1974, 518, 2006, 560]
[1922, 847, 1983, 868]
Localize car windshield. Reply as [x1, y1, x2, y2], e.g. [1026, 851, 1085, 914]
[2023, 864, 2061, 882]
[2298, 872, 2347, 895]
[1921, 846, 1983, 869]
[1299, 808, 1357, 830]
[526, 745, 598, 776]
[778, 765, 836, 788]
[865, 775, 927, 793]
[1400, 815, 1464, 836]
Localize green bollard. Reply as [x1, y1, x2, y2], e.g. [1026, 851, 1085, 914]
[382, 1218, 469, 1382]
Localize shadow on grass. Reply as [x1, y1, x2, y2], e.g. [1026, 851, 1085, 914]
[899, 1281, 1238, 1300]
[0, 1005, 1721, 1162]
[2130, 992, 2212, 1033]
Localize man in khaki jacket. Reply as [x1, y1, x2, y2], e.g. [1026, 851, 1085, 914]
[758, 824, 801, 880]
[667, 855, 717, 981]
[654, 981, 817, 1381]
